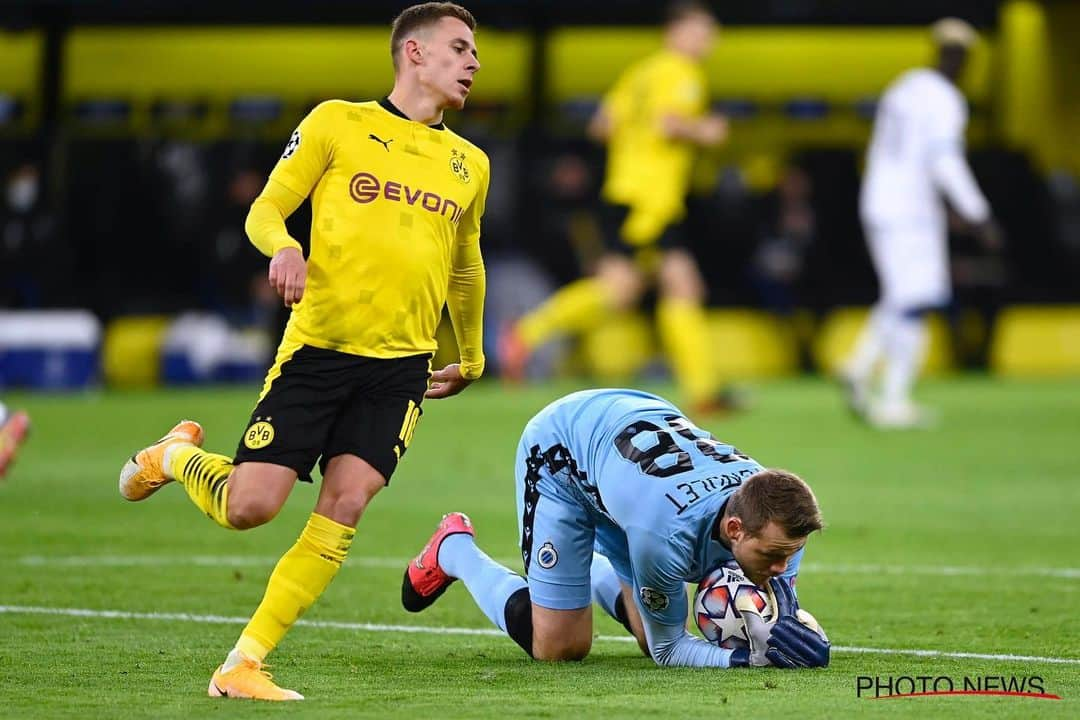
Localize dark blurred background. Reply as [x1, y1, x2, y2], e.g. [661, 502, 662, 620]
[2, 0, 1078, 385]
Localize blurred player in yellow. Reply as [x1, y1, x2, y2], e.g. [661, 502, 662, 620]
[116, 2, 488, 700]
[500, 2, 736, 415]
[0, 402, 30, 479]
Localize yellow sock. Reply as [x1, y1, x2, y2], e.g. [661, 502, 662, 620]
[657, 297, 718, 405]
[168, 446, 235, 529]
[235, 513, 355, 661]
[517, 278, 611, 348]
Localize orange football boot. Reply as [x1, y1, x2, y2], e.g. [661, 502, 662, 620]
[208, 657, 303, 701]
[118, 420, 204, 501]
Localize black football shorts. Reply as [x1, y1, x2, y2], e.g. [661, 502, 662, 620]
[599, 201, 686, 257]
[233, 344, 431, 484]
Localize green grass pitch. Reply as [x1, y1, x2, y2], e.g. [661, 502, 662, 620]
[1, 377, 1078, 718]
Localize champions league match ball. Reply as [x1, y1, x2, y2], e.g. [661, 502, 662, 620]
[693, 562, 777, 649]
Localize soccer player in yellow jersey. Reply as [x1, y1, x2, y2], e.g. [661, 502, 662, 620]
[116, 2, 487, 700]
[501, 2, 736, 416]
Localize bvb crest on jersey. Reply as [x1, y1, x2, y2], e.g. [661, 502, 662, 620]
[450, 148, 470, 184]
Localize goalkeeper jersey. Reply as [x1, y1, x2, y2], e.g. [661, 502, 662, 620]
[524, 388, 803, 667]
[251, 98, 488, 377]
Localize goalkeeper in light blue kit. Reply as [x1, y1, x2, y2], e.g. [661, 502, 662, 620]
[402, 389, 830, 668]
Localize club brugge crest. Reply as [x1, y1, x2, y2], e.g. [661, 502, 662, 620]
[537, 542, 558, 569]
[640, 587, 669, 612]
[450, 148, 470, 183]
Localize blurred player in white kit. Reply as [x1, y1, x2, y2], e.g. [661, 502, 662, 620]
[842, 17, 1002, 429]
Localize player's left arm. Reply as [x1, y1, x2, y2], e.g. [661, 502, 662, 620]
[628, 530, 740, 668]
[928, 93, 992, 230]
[661, 114, 728, 146]
[659, 67, 728, 147]
[430, 153, 489, 398]
[629, 531, 827, 669]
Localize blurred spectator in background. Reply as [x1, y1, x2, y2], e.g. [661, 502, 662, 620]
[840, 18, 1003, 429]
[202, 165, 280, 333]
[947, 204, 1008, 368]
[500, 1, 738, 415]
[1, 161, 61, 308]
[483, 150, 598, 377]
[1048, 170, 1080, 261]
[540, 150, 604, 284]
[750, 163, 816, 316]
[152, 140, 210, 244]
[147, 139, 211, 308]
[750, 162, 817, 370]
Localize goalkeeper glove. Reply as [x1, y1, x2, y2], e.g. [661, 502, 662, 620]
[766, 610, 830, 668]
[764, 578, 830, 668]
[729, 577, 831, 669]
[728, 577, 791, 667]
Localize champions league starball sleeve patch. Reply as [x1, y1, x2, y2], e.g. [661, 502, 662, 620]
[639, 587, 669, 612]
[282, 130, 301, 159]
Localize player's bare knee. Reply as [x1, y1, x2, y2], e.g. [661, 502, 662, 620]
[530, 605, 592, 661]
[597, 257, 644, 310]
[319, 488, 374, 526]
[562, 635, 593, 661]
[226, 494, 282, 529]
[658, 250, 704, 301]
[317, 455, 386, 526]
[224, 462, 295, 529]
[532, 637, 592, 662]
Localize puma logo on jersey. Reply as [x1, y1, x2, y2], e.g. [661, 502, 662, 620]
[368, 133, 393, 151]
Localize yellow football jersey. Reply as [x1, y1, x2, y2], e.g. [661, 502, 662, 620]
[600, 49, 707, 245]
[258, 99, 489, 376]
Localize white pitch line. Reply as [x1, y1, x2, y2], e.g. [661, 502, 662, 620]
[1, 604, 1079, 666]
[0, 605, 508, 638]
[16, 554, 410, 569]
[831, 645, 1080, 666]
[13, 555, 1080, 580]
[801, 562, 1080, 580]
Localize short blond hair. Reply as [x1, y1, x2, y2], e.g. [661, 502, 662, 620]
[931, 17, 977, 48]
